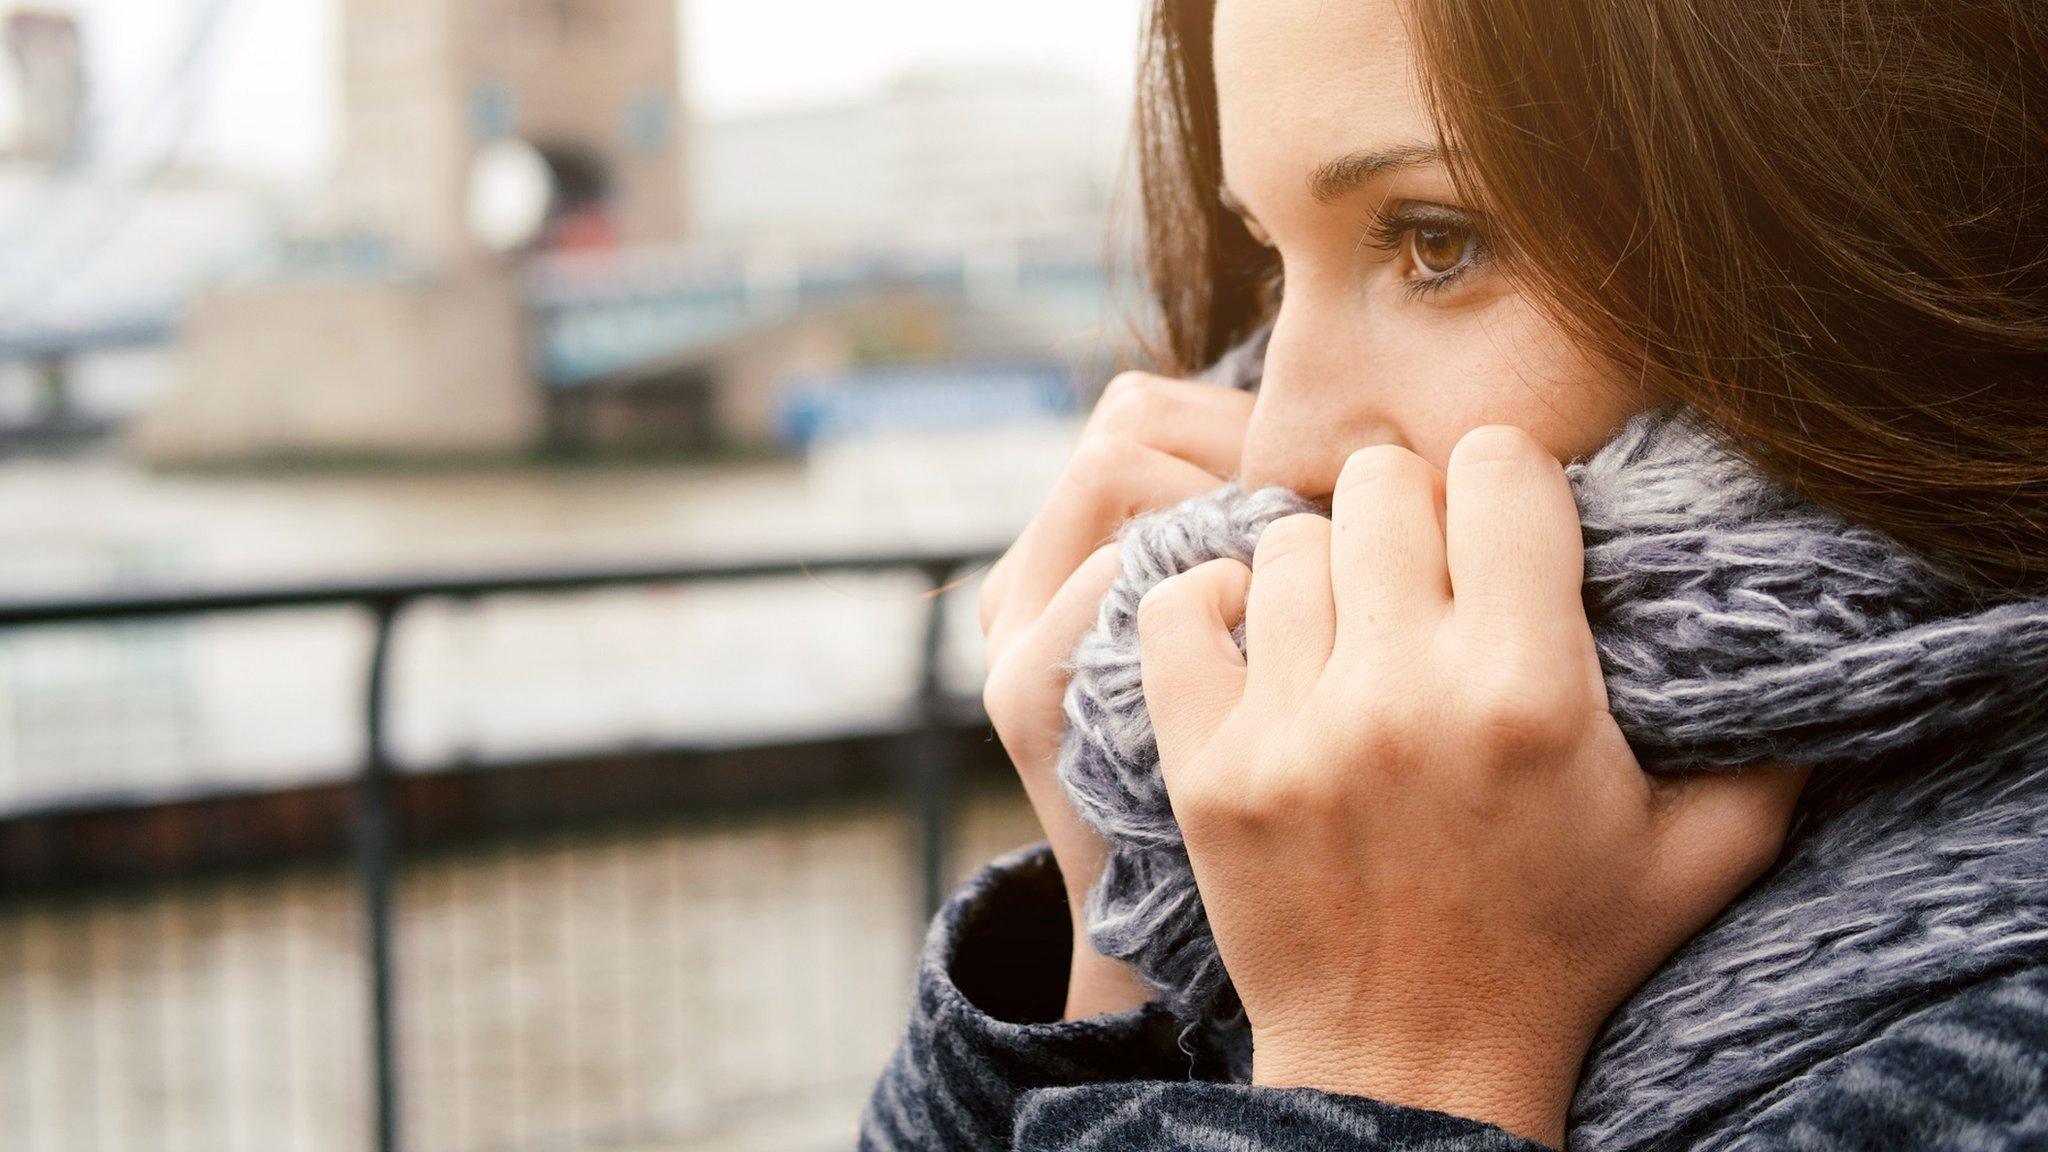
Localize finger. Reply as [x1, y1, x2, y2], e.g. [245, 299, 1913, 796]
[978, 548, 1015, 636]
[982, 375, 1252, 627]
[1444, 425, 1586, 651]
[983, 541, 1130, 819]
[1137, 557, 1253, 780]
[1651, 763, 1813, 912]
[1033, 544, 1128, 681]
[1244, 513, 1337, 705]
[984, 544, 1130, 908]
[989, 435, 1226, 656]
[1329, 444, 1449, 655]
[985, 543, 1127, 775]
[1082, 371, 1258, 478]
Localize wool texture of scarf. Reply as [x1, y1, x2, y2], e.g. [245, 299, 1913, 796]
[1053, 346, 2048, 1131]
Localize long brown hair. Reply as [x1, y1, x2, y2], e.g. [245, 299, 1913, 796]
[1133, 0, 2048, 595]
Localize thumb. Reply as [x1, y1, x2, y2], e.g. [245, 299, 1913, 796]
[1136, 557, 1253, 783]
[1650, 762, 1813, 917]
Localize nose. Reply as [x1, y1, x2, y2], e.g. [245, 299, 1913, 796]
[1233, 316, 1406, 501]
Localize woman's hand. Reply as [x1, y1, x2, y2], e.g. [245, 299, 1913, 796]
[1134, 424, 1810, 1148]
[978, 370, 1254, 1020]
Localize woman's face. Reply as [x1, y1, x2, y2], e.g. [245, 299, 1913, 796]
[1214, 0, 1647, 495]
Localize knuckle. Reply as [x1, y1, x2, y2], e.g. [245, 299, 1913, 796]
[1252, 512, 1331, 567]
[1100, 369, 1153, 403]
[1726, 784, 1797, 873]
[1732, 824, 1788, 877]
[1140, 554, 1246, 613]
[1173, 725, 1381, 841]
[1336, 442, 1431, 496]
[1461, 665, 1578, 759]
[1171, 774, 1237, 833]
[979, 658, 1022, 732]
[1178, 763, 1294, 835]
[1141, 558, 1249, 643]
[1136, 573, 1199, 637]
[1181, 554, 1252, 595]
[1094, 372, 1161, 432]
[1336, 705, 1421, 771]
[1749, 820, 1794, 871]
[1190, 555, 1252, 581]
[1068, 430, 1145, 489]
[979, 649, 1059, 746]
[1245, 771, 1316, 822]
[1448, 424, 1543, 474]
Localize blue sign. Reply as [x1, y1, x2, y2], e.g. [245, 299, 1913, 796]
[775, 362, 1079, 449]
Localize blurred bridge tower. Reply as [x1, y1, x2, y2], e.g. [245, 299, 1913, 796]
[134, 0, 690, 465]
[334, 0, 687, 266]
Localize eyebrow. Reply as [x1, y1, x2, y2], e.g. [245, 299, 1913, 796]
[1305, 142, 1444, 204]
[1220, 141, 1447, 220]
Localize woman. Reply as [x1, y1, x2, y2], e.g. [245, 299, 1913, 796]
[863, 0, 2048, 1148]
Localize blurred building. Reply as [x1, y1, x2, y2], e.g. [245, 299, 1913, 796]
[697, 63, 1123, 251]
[523, 63, 1130, 459]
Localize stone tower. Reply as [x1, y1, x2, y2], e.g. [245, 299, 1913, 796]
[332, 0, 687, 265]
[136, 0, 691, 464]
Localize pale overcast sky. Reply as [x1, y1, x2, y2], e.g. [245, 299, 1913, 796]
[32, 0, 1150, 182]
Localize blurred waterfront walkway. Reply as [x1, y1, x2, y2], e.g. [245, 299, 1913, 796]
[0, 782, 1043, 1152]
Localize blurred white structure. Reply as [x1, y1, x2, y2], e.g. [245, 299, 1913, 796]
[0, 9, 85, 166]
[696, 63, 1126, 251]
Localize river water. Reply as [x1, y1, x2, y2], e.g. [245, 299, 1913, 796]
[0, 419, 1081, 811]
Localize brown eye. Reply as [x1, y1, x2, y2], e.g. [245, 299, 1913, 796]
[1411, 224, 1479, 276]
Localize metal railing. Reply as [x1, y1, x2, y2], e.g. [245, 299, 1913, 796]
[0, 547, 1001, 1152]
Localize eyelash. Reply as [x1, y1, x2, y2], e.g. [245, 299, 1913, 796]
[1251, 203, 1492, 304]
[1360, 203, 1492, 299]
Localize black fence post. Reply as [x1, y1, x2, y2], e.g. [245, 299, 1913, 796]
[356, 598, 404, 1152]
[913, 564, 955, 923]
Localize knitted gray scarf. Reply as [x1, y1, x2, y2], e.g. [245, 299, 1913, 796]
[1054, 345, 2048, 1143]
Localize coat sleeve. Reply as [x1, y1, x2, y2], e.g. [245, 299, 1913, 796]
[857, 841, 1206, 1152]
[1011, 964, 2048, 1151]
[1012, 1081, 1548, 1151]
[1717, 962, 2048, 1149]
